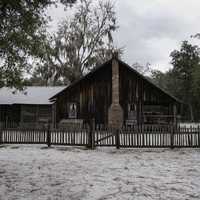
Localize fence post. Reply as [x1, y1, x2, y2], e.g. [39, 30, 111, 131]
[47, 122, 51, 147]
[170, 125, 174, 149]
[0, 125, 2, 145]
[198, 125, 200, 147]
[88, 119, 95, 149]
[116, 129, 120, 149]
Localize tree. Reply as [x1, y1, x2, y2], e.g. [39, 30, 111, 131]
[132, 62, 151, 75]
[0, 0, 51, 89]
[0, 0, 76, 89]
[151, 70, 169, 90]
[34, 0, 118, 84]
[192, 65, 200, 97]
[191, 34, 200, 119]
[170, 41, 200, 121]
[151, 41, 200, 121]
[151, 69, 183, 102]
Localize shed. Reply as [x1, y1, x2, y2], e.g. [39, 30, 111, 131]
[0, 86, 65, 128]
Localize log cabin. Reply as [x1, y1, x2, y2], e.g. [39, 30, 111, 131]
[0, 86, 65, 128]
[50, 54, 182, 128]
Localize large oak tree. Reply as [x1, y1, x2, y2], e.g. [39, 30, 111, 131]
[32, 0, 119, 85]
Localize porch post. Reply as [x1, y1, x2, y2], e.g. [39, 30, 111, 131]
[173, 104, 177, 127]
[52, 103, 57, 128]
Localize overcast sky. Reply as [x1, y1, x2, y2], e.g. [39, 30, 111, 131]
[48, 0, 200, 72]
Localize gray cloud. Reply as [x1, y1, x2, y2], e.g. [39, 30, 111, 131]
[48, 0, 200, 72]
[114, 0, 200, 71]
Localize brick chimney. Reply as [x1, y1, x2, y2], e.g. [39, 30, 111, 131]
[108, 54, 124, 128]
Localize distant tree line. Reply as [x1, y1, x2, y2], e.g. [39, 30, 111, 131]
[151, 41, 200, 122]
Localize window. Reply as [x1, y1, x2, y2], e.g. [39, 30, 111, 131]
[127, 103, 137, 121]
[68, 103, 77, 119]
[128, 103, 136, 112]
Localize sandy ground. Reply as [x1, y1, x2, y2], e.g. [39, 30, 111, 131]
[0, 145, 200, 200]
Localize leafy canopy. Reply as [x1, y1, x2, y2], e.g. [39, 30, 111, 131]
[151, 41, 200, 121]
[32, 0, 119, 85]
[0, 0, 76, 89]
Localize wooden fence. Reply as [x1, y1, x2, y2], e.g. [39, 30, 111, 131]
[0, 125, 200, 148]
[50, 129, 88, 146]
[1, 128, 47, 144]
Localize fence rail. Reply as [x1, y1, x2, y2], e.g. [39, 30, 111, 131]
[0, 125, 200, 149]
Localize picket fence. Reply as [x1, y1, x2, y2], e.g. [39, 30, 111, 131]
[0, 125, 200, 148]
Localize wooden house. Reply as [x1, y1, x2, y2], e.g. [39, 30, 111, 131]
[0, 86, 65, 128]
[50, 55, 181, 128]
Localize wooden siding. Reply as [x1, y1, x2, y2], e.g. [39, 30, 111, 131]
[54, 59, 180, 125]
[56, 63, 112, 124]
[119, 65, 177, 124]
[20, 105, 52, 123]
[0, 105, 21, 123]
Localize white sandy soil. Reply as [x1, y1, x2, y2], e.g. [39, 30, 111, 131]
[0, 145, 200, 200]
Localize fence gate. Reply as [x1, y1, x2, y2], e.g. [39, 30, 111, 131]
[94, 126, 116, 146]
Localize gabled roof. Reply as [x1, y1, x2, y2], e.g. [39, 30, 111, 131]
[50, 59, 112, 100]
[49, 58, 181, 104]
[0, 86, 66, 105]
[117, 59, 181, 103]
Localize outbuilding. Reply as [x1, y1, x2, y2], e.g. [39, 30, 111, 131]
[50, 55, 181, 128]
[0, 86, 65, 128]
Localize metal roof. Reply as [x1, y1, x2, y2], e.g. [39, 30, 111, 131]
[0, 86, 66, 105]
